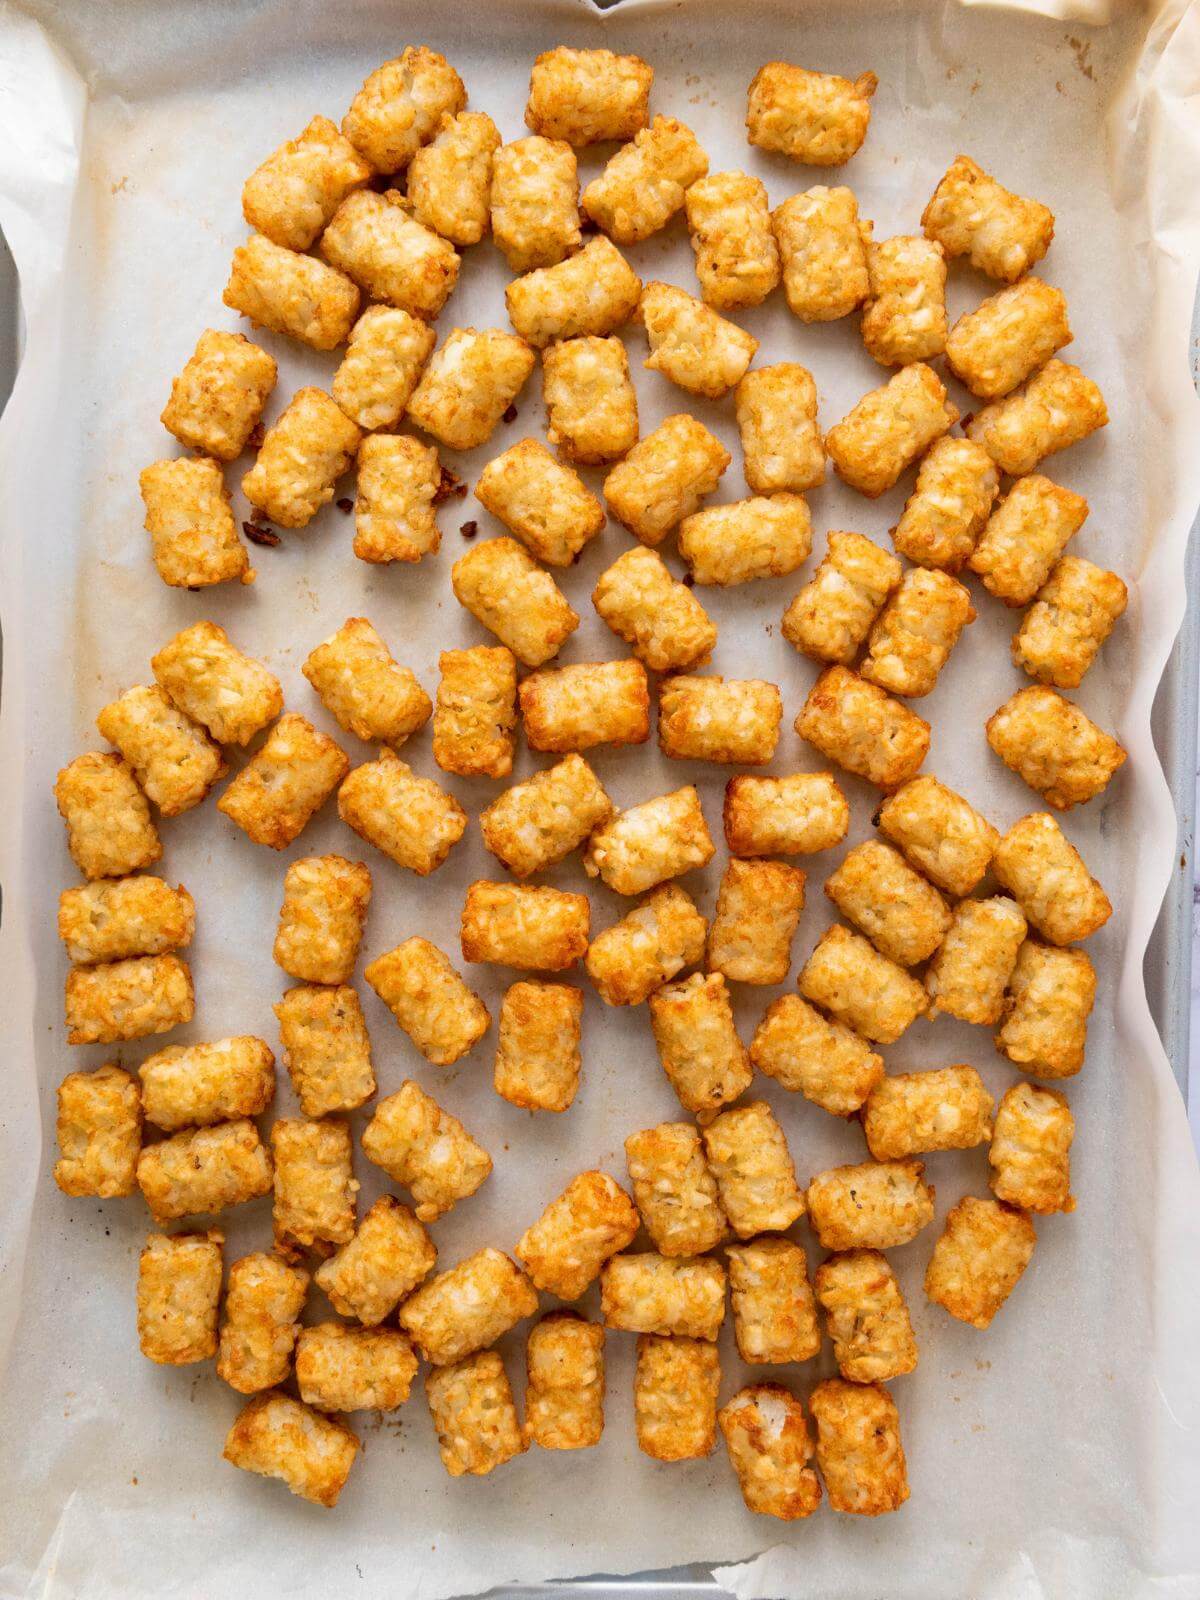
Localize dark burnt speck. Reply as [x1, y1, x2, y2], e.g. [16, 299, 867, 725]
[336, 497, 354, 514]
[502, 403, 519, 424]
[682, 573, 695, 588]
[460, 520, 478, 539]
[243, 520, 281, 547]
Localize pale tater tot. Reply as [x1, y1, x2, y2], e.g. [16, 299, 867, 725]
[686, 171, 780, 310]
[139, 1036, 275, 1132]
[96, 685, 224, 818]
[1012, 555, 1128, 689]
[332, 306, 436, 432]
[814, 1250, 918, 1383]
[223, 232, 360, 351]
[242, 115, 371, 251]
[891, 435, 999, 573]
[585, 884, 708, 1007]
[719, 1385, 823, 1521]
[747, 62, 876, 165]
[860, 566, 975, 699]
[433, 645, 518, 780]
[807, 1158, 935, 1251]
[65, 954, 194, 1046]
[218, 1252, 309, 1394]
[583, 117, 708, 245]
[321, 189, 460, 319]
[364, 939, 489, 1066]
[152, 621, 281, 748]
[516, 1171, 640, 1300]
[400, 1249, 539, 1367]
[876, 774, 999, 897]
[342, 47, 466, 173]
[353, 433, 440, 564]
[826, 362, 958, 498]
[223, 1390, 359, 1507]
[525, 1314, 605, 1450]
[506, 235, 643, 348]
[296, 1324, 419, 1413]
[996, 940, 1095, 1078]
[242, 386, 361, 528]
[946, 276, 1071, 399]
[795, 667, 930, 790]
[407, 112, 500, 246]
[58, 876, 193, 966]
[218, 715, 349, 849]
[274, 984, 375, 1119]
[314, 1195, 436, 1325]
[426, 1352, 527, 1477]
[922, 155, 1054, 282]
[604, 413, 730, 546]
[635, 1334, 720, 1461]
[735, 363, 823, 493]
[137, 1230, 223, 1365]
[55, 752, 160, 882]
[520, 659, 650, 754]
[706, 858, 806, 986]
[679, 493, 812, 586]
[475, 437, 604, 567]
[601, 1253, 726, 1340]
[406, 327, 535, 450]
[585, 785, 714, 896]
[593, 547, 716, 674]
[491, 136, 581, 272]
[727, 1239, 820, 1364]
[724, 772, 849, 859]
[986, 685, 1126, 810]
[659, 675, 782, 766]
[750, 994, 883, 1116]
[989, 1082, 1075, 1214]
[271, 1118, 358, 1259]
[525, 47, 653, 145]
[809, 1379, 908, 1515]
[451, 537, 580, 668]
[781, 529, 901, 665]
[773, 186, 870, 324]
[702, 1103, 805, 1239]
[863, 1066, 994, 1161]
[797, 924, 927, 1044]
[303, 617, 432, 749]
[639, 280, 756, 399]
[543, 336, 639, 465]
[139, 456, 252, 590]
[363, 1083, 492, 1222]
[481, 755, 612, 879]
[494, 981, 584, 1112]
[925, 896, 1028, 1025]
[137, 1119, 273, 1223]
[274, 855, 371, 985]
[337, 750, 467, 875]
[861, 235, 947, 367]
[967, 360, 1108, 476]
[624, 1122, 727, 1257]
[968, 474, 1089, 607]
[649, 971, 752, 1123]
[925, 1195, 1036, 1329]
[161, 329, 277, 461]
[824, 840, 951, 968]
[54, 1063, 142, 1198]
[992, 811, 1111, 944]
[460, 880, 590, 973]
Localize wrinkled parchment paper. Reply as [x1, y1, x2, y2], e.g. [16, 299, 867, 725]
[2, 1, 1200, 1596]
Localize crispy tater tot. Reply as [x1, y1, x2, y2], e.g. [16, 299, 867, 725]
[139, 456, 253, 590]
[217, 1252, 309, 1394]
[273, 855, 371, 985]
[362, 1080, 492, 1223]
[875, 774, 998, 897]
[719, 1384, 823, 1521]
[635, 1334, 721, 1461]
[270, 1117, 358, 1259]
[891, 435, 999, 573]
[342, 47, 466, 174]
[807, 1159, 934, 1251]
[223, 232, 360, 351]
[989, 1082, 1075, 1214]
[274, 984, 375, 1119]
[860, 567, 975, 698]
[922, 154, 1054, 282]
[601, 1253, 727, 1340]
[314, 1195, 436, 1325]
[1012, 555, 1127, 688]
[506, 235, 643, 348]
[969, 474, 1089, 607]
[406, 326, 535, 450]
[639, 280, 756, 399]
[151, 621, 281, 748]
[242, 115, 371, 251]
[679, 493, 812, 586]
[747, 62, 876, 165]
[296, 1323, 419, 1413]
[659, 675, 781, 766]
[593, 547, 716, 674]
[525, 1313, 605, 1450]
[65, 954, 194, 1046]
[543, 335, 639, 465]
[494, 981, 584, 1112]
[773, 186, 870, 324]
[925, 1195, 1036, 1329]
[137, 1229, 223, 1365]
[814, 1250, 918, 1383]
[686, 170, 780, 310]
[161, 329, 277, 461]
[138, 1035, 275, 1132]
[946, 276, 1071, 399]
[353, 433, 440, 564]
[332, 305, 436, 432]
[433, 645, 518, 780]
[223, 1391, 359, 1506]
[55, 753, 161, 882]
[724, 772, 849, 858]
[797, 924, 927, 1044]
[58, 876, 193, 966]
[338, 749, 467, 875]
[826, 362, 958, 498]
[706, 858, 805, 985]
[586, 884, 707, 1007]
[583, 117, 708, 245]
[727, 1239, 820, 1364]
[136, 1118, 273, 1223]
[996, 940, 1095, 1078]
[426, 1352, 527, 1478]
[925, 896, 1027, 1025]
[96, 684, 224, 818]
[480, 755, 612, 879]
[516, 1171, 640, 1300]
[490, 136, 581, 272]
[242, 386, 361, 528]
[460, 880, 590, 972]
[781, 529, 901, 666]
[452, 537, 580, 668]
[795, 666, 930, 790]
[824, 839, 951, 967]
[649, 970, 752, 1123]
[519, 659, 650, 756]
[992, 811, 1111, 944]
[525, 47, 653, 145]
[604, 413, 730, 546]
[809, 1378, 908, 1515]
[585, 785, 715, 896]
[986, 685, 1126, 809]
[400, 1249, 538, 1366]
[735, 363, 823, 492]
[407, 111, 500, 246]
[861, 235, 947, 367]
[475, 437, 604, 567]
[54, 1063, 142, 1198]
[750, 994, 883, 1115]
[863, 1066, 994, 1161]
[624, 1122, 728, 1257]
[303, 617, 431, 749]
[702, 1102, 805, 1238]
[364, 939, 489, 1066]
[967, 360, 1107, 476]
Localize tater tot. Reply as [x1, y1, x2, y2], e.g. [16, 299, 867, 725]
[773, 186, 870, 324]
[516, 1171, 640, 1300]
[826, 362, 958, 498]
[992, 811, 1111, 944]
[271, 1117, 358, 1259]
[585, 884, 707, 1007]
[585, 785, 715, 896]
[353, 433, 440, 564]
[797, 924, 927, 1044]
[925, 896, 1028, 1025]
[860, 567, 975, 698]
[364, 939, 489, 1066]
[593, 547, 716, 674]
[863, 1066, 994, 1161]
[274, 984, 375, 1119]
[583, 117, 708, 245]
[969, 474, 1089, 607]
[400, 1249, 539, 1366]
[686, 170, 780, 310]
[139, 456, 252, 590]
[475, 437, 604, 567]
[702, 1103, 805, 1238]
[525, 1313, 605, 1450]
[407, 111, 500, 246]
[320, 188, 460, 319]
[747, 61, 876, 165]
[604, 413, 730, 546]
[426, 1351, 527, 1477]
[679, 493, 812, 586]
[525, 47, 653, 145]
[506, 235, 642, 348]
[58, 876, 193, 966]
[96, 685, 224, 818]
[362, 1080, 491, 1225]
[406, 326, 535, 451]
[967, 360, 1107, 476]
[925, 1195, 1036, 1329]
[332, 305, 436, 432]
[1012, 555, 1127, 689]
[946, 276, 1071, 400]
[723, 772, 849, 859]
[520, 659, 650, 754]
[989, 1082, 1075, 1214]
[54, 1063, 142, 1198]
[876, 774, 998, 897]
[750, 994, 883, 1115]
[638, 280, 756, 399]
[494, 981, 584, 1112]
[635, 1334, 720, 1461]
[624, 1122, 727, 1257]
[242, 115, 371, 251]
[719, 1385, 823, 1521]
[242, 386, 361, 528]
[861, 235, 947, 367]
[807, 1158, 934, 1252]
[136, 1119, 273, 1223]
[314, 1195, 436, 1325]
[342, 47, 466, 173]
[217, 1252, 309, 1394]
[137, 1229, 223, 1365]
[460, 880, 590, 973]
[922, 154, 1054, 282]
[659, 675, 781, 766]
[451, 537, 580, 667]
[273, 855, 371, 985]
[543, 335, 639, 465]
[814, 1250, 917, 1383]
[727, 1239, 820, 1364]
[223, 1390, 358, 1507]
[490, 136, 581, 272]
[55, 752, 160, 882]
[809, 1379, 908, 1515]
[892, 444, 996, 580]
[223, 232, 360, 351]
[986, 685, 1126, 810]
[151, 621, 281, 748]
[337, 749, 467, 875]
[706, 858, 805, 985]
[65, 954, 194, 1046]
[795, 666, 930, 791]
[781, 529, 901, 665]
[649, 971, 752, 1122]
[433, 645, 518, 780]
[996, 940, 1095, 1078]
[824, 839, 950, 968]
[303, 617, 432, 749]
[296, 1324, 419, 1413]
[735, 363, 823, 493]
[138, 1036, 275, 1132]
[481, 755, 612, 879]
[601, 1253, 726, 1340]
[161, 329, 277, 461]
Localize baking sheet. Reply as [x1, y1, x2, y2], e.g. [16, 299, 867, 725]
[2, 1, 1200, 1596]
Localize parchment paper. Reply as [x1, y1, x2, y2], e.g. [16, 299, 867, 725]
[2, 2, 1200, 1596]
